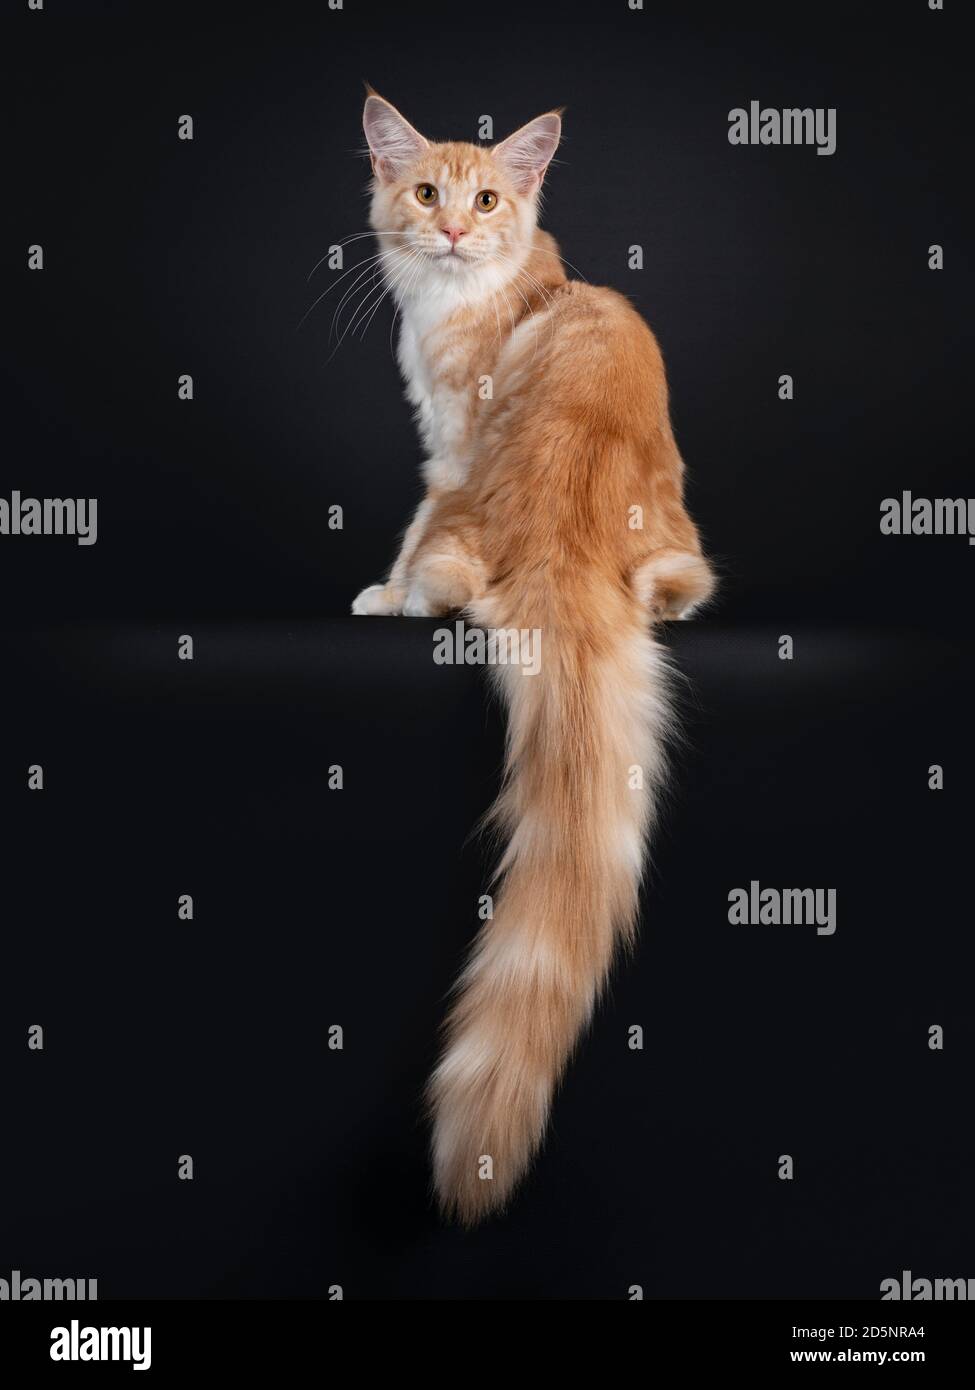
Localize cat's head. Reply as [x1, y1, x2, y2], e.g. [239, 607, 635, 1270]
[362, 92, 561, 285]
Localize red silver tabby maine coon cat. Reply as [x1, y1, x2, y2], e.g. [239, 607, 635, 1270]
[352, 92, 715, 1224]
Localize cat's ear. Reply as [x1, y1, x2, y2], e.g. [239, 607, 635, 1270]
[494, 111, 562, 193]
[363, 92, 428, 183]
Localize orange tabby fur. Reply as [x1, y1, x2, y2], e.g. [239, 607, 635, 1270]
[355, 94, 715, 1224]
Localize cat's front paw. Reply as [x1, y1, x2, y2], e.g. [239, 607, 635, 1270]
[351, 583, 404, 616]
[402, 587, 435, 618]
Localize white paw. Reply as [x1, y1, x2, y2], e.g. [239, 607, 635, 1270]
[673, 601, 700, 621]
[403, 587, 434, 618]
[351, 584, 402, 616]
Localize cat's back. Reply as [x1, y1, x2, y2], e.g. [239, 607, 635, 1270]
[550, 278, 661, 357]
[509, 275, 667, 417]
[522, 231, 656, 350]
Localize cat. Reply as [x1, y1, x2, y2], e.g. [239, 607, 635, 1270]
[352, 91, 715, 1224]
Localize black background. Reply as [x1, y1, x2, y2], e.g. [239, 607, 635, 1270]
[6, 0, 972, 626]
[3, 0, 973, 1303]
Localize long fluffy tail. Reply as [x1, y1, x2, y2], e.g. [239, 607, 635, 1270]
[427, 580, 673, 1224]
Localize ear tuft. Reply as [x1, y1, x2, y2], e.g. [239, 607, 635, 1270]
[363, 94, 428, 183]
[494, 111, 562, 193]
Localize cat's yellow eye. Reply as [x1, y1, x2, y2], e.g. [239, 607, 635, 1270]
[415, 184, 438, 205]
[475, 190, 499, 212]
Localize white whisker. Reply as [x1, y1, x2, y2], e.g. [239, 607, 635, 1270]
[297, 251, 392, 331]
[305, 231, 410, 283]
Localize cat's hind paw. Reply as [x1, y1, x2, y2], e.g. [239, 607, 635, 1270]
[351, 583, 404, 616]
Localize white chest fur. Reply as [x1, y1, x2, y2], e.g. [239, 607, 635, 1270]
[396, 299, 472, 491]
[392, 258, 524, 493]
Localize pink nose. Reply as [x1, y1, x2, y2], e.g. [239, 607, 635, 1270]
[440, 225, 467, 246]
